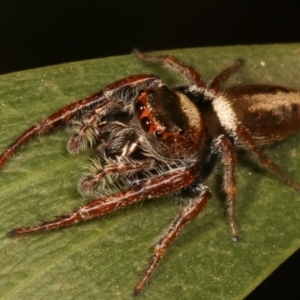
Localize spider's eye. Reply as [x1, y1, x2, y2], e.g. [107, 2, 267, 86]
[135, 101, 145, 115]
[141, 117, 151, 132]
[155, 131, 163, 138]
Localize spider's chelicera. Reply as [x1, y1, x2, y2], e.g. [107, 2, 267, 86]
[1, 50, 300, 295]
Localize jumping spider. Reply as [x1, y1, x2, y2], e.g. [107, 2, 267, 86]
[1, 50, 300, 295]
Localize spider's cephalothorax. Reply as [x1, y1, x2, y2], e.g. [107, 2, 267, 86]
[1, 50, 300, 295]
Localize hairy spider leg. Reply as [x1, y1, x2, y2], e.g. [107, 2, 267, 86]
[133, 50, 207, 88]
[218, 135, 239, 241]
[133, 186, 211, 296]
[9, 164, 198, 235]
[236, 125, 300, 191]
[0, 75, 163, 170]
[209, 59, 244, 93]
[9, 163, 207, 294]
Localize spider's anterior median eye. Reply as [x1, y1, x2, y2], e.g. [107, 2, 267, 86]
[141, 117, 151, 132]
[155, 131, 163, 138]
[135, 101, 145, 115]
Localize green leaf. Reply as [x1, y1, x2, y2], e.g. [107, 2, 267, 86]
[1, 44, 300, 300]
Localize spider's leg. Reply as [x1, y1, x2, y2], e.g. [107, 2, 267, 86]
[209, 59, 244, 93]
[236, 125, 300, 191]
[217, 135, 239, 241]
[78, 158, 155, 195]
[133, 185, 211, 296]
[9, 165, 197, 236]
[133, 49, 206, 88]
[0, 75, 163, 169]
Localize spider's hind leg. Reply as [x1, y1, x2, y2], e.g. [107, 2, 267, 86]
[133, 49, 206, 88]
[208, 59, 244, 93]
[236, 125, 300, 191]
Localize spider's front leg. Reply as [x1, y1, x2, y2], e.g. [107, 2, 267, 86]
[9, 162, 210, 295]
[0, 75, 163, 169]
[9, 165, 198, 236]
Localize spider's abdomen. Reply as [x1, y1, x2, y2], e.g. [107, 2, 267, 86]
[223, 84, 300, 145]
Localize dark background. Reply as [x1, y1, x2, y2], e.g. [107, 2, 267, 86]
[1, 1, 300, 298]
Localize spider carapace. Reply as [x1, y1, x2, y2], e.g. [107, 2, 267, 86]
[1, 50, 300, 295]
